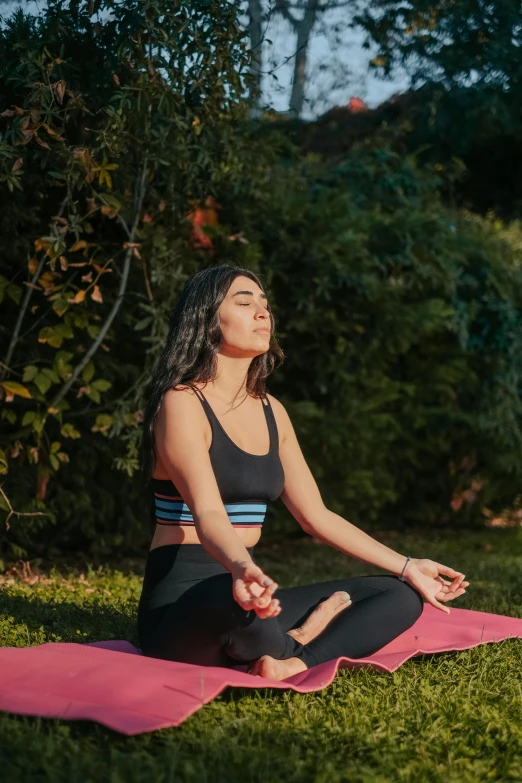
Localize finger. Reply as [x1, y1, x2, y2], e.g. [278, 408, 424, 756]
[255, 599, 281, 619]
[436, 564, 465, 586]
[235, 582, 269, 608]
[442, 575, 464, 593]
[234, 584, 253, 604]
[239, 593, 275, 614]
[242, 563, 277, 591]
[435, 579, 451, 592]
[256, 571, 276, 589]
[254, 591, 275, 610]
[255, 583, 278, 605]
[446, 587, 467, 601]
[253, 580, 279, 597]
[437, 587, 466, 602]
[437, 577, 468, 593]
[435, 562, 462, 577]
[428, 594, 451, 614]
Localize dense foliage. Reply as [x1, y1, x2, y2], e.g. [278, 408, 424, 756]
[0, 0, 260, 557]
[355, 0, 522, 219]
[223, 131, 522, 529]
[2, 1, 522, 560]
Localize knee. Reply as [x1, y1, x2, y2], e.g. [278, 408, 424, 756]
[389, 576, 424, 621]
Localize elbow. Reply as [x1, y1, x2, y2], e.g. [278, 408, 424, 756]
[299, 505, 331, 535]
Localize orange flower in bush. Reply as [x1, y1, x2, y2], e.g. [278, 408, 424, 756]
[187, 196, 220, 248]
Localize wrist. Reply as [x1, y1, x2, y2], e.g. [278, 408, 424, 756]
[230, 559, 252, 577]
[397, 555, 418, 581]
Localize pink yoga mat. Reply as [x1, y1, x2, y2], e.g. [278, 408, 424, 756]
[0, 605, 521, 735]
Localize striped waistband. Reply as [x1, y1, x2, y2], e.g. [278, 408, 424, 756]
[154, 492, 267, 528]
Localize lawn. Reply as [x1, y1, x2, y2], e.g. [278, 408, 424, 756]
[1, 527, 522, 783]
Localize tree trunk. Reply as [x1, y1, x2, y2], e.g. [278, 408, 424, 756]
[289, 0, 319, 118]
[247, 0, 264, 119]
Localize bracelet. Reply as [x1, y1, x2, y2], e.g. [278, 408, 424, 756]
[398, 556, 411, 581]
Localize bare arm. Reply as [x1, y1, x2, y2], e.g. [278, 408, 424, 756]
[154, 387, 255, 573]
[153, 387, 280, 618]
[271, 395, 468, 612]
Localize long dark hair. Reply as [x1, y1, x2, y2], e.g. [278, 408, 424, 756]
[139, 263, 285, 494]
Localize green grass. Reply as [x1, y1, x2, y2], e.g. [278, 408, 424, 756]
[1, 528, 522, 783]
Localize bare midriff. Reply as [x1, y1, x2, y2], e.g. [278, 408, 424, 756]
[149, 522, 262, 551]
[149, 467, 262, 551]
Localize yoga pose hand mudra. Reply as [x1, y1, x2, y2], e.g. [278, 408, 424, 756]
[137, 265, 469, 681]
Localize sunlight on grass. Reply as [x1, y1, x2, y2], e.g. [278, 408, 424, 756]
[1, 528, 521, 782]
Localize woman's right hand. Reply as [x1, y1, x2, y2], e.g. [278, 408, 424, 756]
[231, 561, 282, 619]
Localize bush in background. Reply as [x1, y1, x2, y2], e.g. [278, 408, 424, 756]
[2, 2, 522, 561]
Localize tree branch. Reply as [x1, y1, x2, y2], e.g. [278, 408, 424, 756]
[0, 484, 51, 532]
[1, 196, 68, 383]
[50, 155, 149, 407]
[274, 0, 299, 29]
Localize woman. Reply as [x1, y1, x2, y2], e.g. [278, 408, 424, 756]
[137, 264, 469, 680]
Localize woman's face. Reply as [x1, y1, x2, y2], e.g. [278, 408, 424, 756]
[218, 275, 272, 356]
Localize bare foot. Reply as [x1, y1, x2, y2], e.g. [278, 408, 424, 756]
[249, 655, 308, 680]
[287, 590, 352, 646]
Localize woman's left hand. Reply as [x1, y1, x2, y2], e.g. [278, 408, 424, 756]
[410, 558, 469, 603]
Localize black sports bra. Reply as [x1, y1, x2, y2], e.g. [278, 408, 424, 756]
[151, 386, 285, 528]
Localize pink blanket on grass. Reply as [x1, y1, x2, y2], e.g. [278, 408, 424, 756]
[0, 605, 521, 736]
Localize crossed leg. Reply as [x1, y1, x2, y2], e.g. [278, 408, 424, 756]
[249, 575, 424, 679]
[140, 574, 424, 678]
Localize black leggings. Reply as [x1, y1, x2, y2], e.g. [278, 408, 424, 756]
[137, 544, 424, 669]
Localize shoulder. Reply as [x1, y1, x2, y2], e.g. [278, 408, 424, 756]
[265, 392, 291, 442]
[159, 384, 205, 417]
[155, 384, 210, 443]
[168, 383, 198, 397]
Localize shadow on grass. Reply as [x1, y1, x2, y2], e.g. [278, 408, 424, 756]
[0, 591, 138, 646]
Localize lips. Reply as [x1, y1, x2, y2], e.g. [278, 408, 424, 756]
[255, 329, 270, 335]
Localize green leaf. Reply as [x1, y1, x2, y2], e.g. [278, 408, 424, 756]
[22, 411, 36, 426]
[60, 422, 81, 439]
[91, 378, 112, 392]
[23, 365, 39, 382]
[33, 372, 52, 395]
[33, 416, 45, 435]
[6, 283, 22, 304]
[41, 368, 60, 383]
[102, 193, 121, 208]
[38, 327, 63, 348]
[54, 351, 74, 380]
[81, 360, 95, 383]
[86, 387, 101, 403]
[134, 316, 153, 331]
[55, 323, 74, 339]
[56, 351, 74, 363]
[2, 409, 16, 424]
[92, 414, 113, 435]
